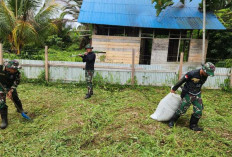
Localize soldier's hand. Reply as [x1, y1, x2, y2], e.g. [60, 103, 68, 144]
[84, 52, 88, 55]
[7, 89, 13, 99]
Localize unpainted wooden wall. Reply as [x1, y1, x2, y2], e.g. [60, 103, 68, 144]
[92, 35, 140, 64]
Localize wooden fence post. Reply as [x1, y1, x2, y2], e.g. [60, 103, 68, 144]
[0, 43, 3, 65]
[178, 52, 184, 80]
[45, 46, 49, 82]
[131, 49, 135, 85]
[230, 67, 232, 87]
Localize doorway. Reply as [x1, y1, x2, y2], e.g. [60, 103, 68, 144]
[139, 38, 153, 65]
[167, 39, 190, 62]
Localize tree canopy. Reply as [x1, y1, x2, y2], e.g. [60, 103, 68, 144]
[0, 0, 60, 54]
[152, 0, 232, 16]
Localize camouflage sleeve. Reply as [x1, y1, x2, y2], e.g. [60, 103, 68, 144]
[11, 72, 21, 89]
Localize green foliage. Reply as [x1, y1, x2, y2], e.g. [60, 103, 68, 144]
[215, 59, 232, 68]
[45, 35, 64, 49]
[199, 0, 232, 12]
[60, 0, 83, 20]
[207, 9, 232, 65]
[220, 78, 232, 92]
[0, 83, 231, 156]
[3, 48, 84, 62]
[0, 0, 60, 53]
[152, 0, 231, 16]
[216, 8, 232, 29]
[152, 0, 174, 16]
[152, 0, 192, 16]
[99, 55, 106, 62]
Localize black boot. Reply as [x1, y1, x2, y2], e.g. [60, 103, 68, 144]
[90, 90, 93, 96]
[12, 90, 27, 114]
[0, 108, 8, 129]
[85, 94, 91, 99]
[15, 102, 27, 114]
[189, 114, 203, 131]
[168, 114, 180, 128]
[85, 88, 91, 99]
[17, 109, 28, 114]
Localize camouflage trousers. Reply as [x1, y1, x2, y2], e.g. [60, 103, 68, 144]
[175, 93, 203, 119]
[85, 70, 94, 93]
[0, 88, 23, 111]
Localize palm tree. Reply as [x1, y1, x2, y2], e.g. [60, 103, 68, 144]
[59, 0, 91, 49]
[59, 0, 82, 22]
[0, 0, 60, 54]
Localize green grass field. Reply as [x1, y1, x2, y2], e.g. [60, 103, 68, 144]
[0, 83, 231, 156]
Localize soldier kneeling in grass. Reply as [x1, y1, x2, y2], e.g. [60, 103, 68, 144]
[169, 62, 216, 131]
[79, 44, 96, 99]
[0, 60, 27, 129]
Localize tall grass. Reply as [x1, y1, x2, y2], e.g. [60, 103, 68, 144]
[0, 83, 231, 156]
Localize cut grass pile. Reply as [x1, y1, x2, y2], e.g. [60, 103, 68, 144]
[0, 83, 231, 156]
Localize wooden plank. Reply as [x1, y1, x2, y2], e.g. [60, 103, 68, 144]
[92, 38, 141, 43]
[45, 46, 49, 82]
[106, 55, 140, 59]
[92, 35, 140, 41]
[179, 52, 184, 80]
[106, 59, 139, 64]
[107, 51, 140, 55]
[230, 67, 232, 87]
[93, 46, 140, 52]
[131, 50, 135, 85]
[93, 41, 140, 47]
[106, 58, 140, 62]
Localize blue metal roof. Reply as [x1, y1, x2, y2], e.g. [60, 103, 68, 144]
[78, 0, 226, 30]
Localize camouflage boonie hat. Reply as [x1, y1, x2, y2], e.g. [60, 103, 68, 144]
[5, 60, 21, 69]
[85, 44, 93, 49]
[202, 62, 215, 76]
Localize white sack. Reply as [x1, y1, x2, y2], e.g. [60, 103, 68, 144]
[150, 93, 181, 121]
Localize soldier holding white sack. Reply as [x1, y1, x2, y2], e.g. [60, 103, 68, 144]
[169, 62, 216, 131]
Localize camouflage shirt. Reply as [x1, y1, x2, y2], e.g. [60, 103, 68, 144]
[0, 65, 21, 90]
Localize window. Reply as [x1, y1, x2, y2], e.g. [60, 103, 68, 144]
[109, 26, 124, 36]
[125, 27, 139, 37]
[95, 25, 109, 35]
[167, 39, 190, 62]
[170, 30, 180, 38]
[154, 29, 169, 38]
[141, 28, 153, 38]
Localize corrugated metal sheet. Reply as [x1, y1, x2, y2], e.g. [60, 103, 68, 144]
[78, 0, 226, 30]
[18, 59, 230, 89]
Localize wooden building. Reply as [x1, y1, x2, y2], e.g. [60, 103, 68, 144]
[78, 0, 225, 64]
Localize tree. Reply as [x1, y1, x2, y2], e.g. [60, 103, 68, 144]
[152, 0, 192, 16]
[207, 8, 232, 66]
[60, 0, 91, 49]
[152, 0, 232, 16]
[60, 0, 82, 22]
[0, 0, 60, 54]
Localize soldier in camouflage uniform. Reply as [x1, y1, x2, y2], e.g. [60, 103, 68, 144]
[0, 60, 26, 129]
[169, 62, 216, 131]
[79, 44, 96, 99]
